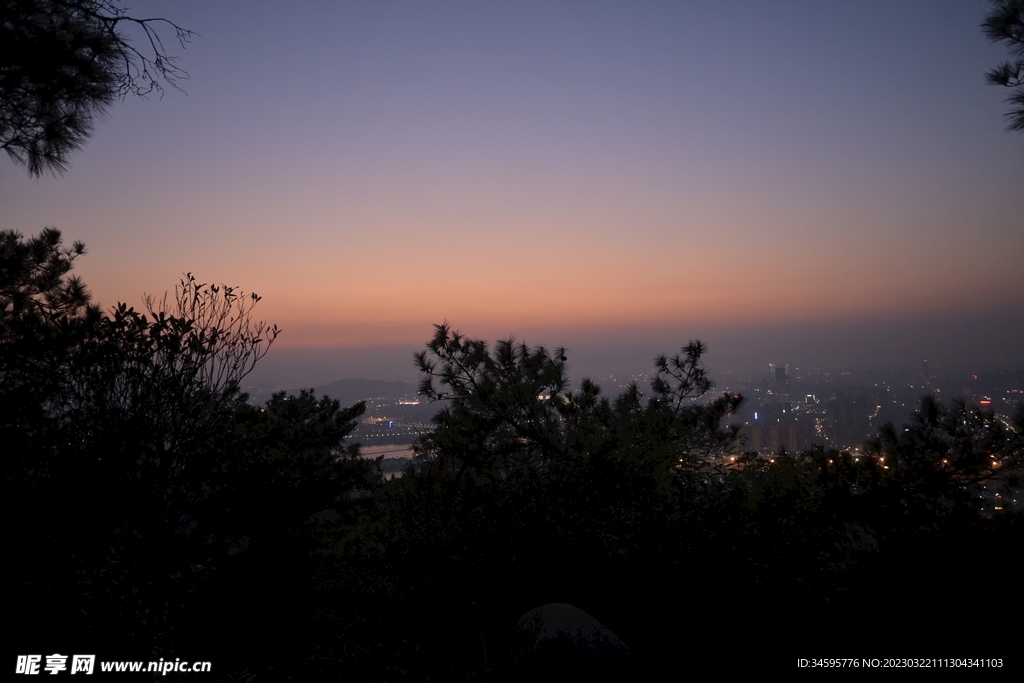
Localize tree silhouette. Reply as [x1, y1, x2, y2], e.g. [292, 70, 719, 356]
[2, 232, 283, 521]
[1, 228, 101, 476]
[0, 0, 194, 176]
[413, 322, 742, 487]
[4, 230, 303, 658]
[982, 0, 1024, 131]
[0, 227, 96, 318]
[414, 322, 570, 483]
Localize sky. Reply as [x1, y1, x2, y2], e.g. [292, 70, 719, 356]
[3, 1, 1023, 388]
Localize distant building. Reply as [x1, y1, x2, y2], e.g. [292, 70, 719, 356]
[749, 424, 763, 452]
[775, 366, 790, 395]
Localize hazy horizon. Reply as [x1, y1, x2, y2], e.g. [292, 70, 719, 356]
[243, 303, 1024, 391]
[4, 1, 1022, 387]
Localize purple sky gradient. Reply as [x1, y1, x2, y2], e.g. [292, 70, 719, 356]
[3, 1, 1022, 386]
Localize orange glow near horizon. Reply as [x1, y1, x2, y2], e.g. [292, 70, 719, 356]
[2, 2, 1021, 373]
[66, 205, 1024, 352]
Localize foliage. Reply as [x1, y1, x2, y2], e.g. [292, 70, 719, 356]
[349, 332, 1024, 679]
[0, 227, 95, 318]
[982, 0, 1024, 131]
[7, 235, 1024, 678]
[0, 0, 194, 175]
[1, 228, 102, 479]
[414, 322, 742, 488]
[4, 250, 282, 482]
[866, 395, 1024, 527]
[178, 389, 372, 673]
[352, 324, 748, 677]
[868, 395, 1020, 480]
[3, 230, 372, 669]
[414, 322, 571, 482]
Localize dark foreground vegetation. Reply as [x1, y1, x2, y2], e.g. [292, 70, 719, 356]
[5, 230, 1023, 680]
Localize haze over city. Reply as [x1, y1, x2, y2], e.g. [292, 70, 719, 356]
[3, 1, 1022, 388]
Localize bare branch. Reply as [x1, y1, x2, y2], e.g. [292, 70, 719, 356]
[1, 0, 196, 176]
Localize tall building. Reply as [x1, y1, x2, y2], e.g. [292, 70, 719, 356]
[746, 424, 764, 452]
[775, 366, 790, 394]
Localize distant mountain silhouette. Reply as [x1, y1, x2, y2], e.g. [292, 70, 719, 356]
[253, 378, 416, 406]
